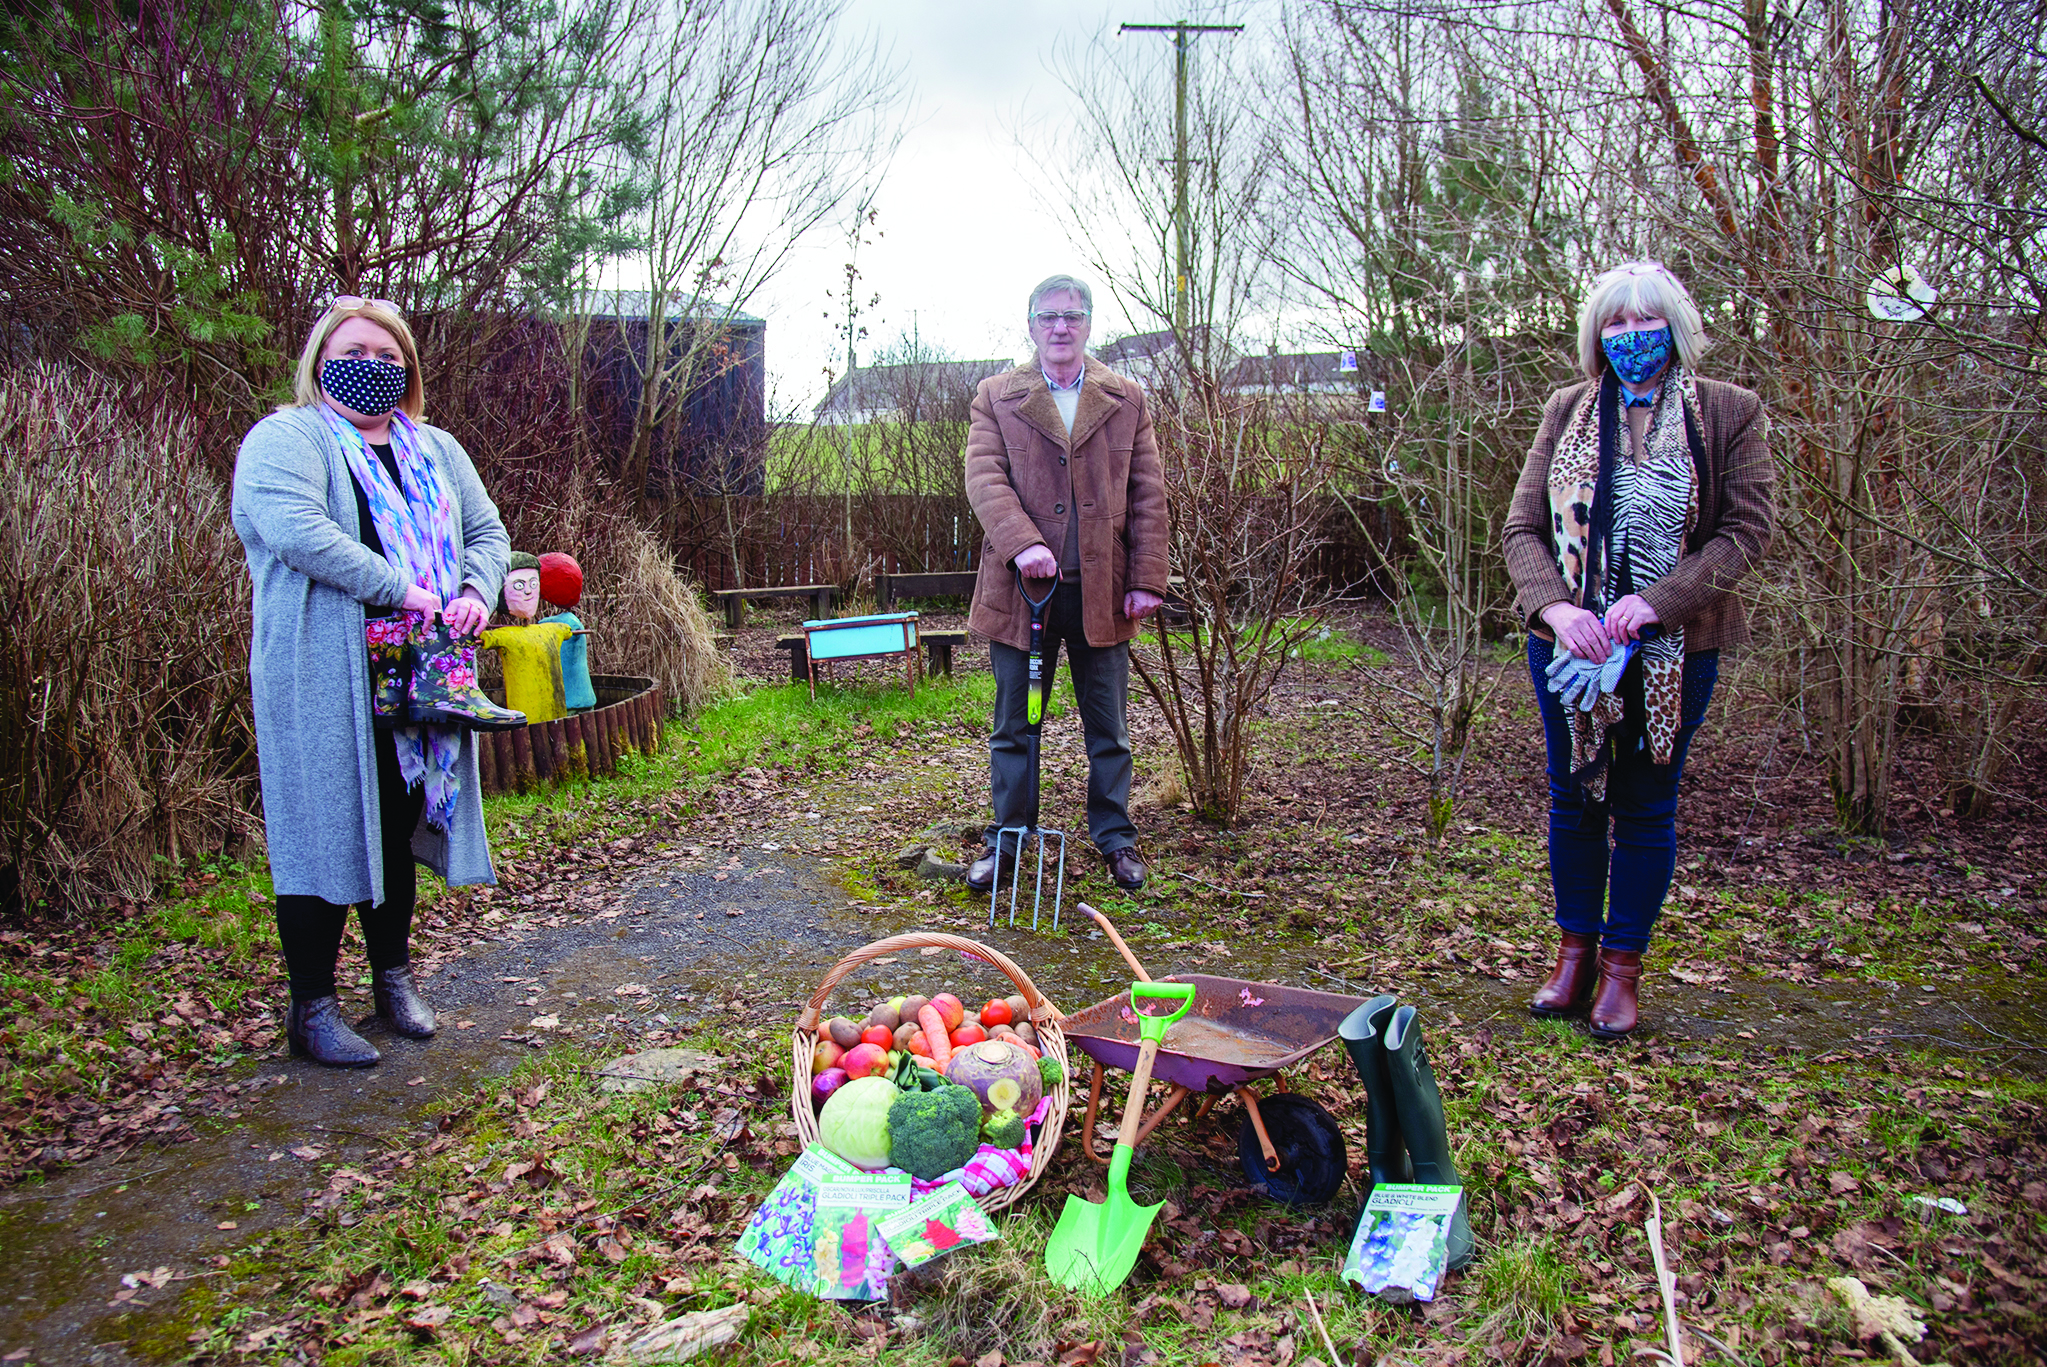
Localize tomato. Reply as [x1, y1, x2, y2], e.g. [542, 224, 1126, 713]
[860, 1024, 895, 1049]
[950, 1022, 988, 1049]
[979, 999, 1014, 1028]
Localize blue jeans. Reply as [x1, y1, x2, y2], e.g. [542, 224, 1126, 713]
[1528, 635, 1718, 953]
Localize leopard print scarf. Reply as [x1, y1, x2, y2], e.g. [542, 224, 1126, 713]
[1547, 369, 1700, 800]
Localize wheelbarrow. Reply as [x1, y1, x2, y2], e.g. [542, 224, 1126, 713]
[1061, 905, 1365, 1207]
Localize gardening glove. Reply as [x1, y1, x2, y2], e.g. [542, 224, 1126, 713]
[1591, 636, 1639, 705]
[1545, 649, 1604, 709]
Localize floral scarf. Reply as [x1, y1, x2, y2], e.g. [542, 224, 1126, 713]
[1546, 370, 1701, 800]
[320, 405, 465, 830]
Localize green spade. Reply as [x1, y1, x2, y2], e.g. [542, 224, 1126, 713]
[1045, 980, 1194, 1294]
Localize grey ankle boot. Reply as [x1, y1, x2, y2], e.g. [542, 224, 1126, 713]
[1338, 994, 1412, 1193]
[287, 996, 380, 1068]
[1381, 1004, 1474, 1271]
[372, 966, 438, 1039]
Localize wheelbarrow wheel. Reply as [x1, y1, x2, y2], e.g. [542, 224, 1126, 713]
[1237, 1093, 1346, 1207]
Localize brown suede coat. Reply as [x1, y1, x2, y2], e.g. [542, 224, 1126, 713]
[964, 357, 1170, 650]
[1503, 376, 1775, 654]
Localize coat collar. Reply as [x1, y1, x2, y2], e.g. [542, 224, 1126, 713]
[998, 356, 1131, 450]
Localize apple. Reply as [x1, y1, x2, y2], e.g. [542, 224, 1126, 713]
[813, 1040, 845, 1074]
[932, 993, 966, 1032]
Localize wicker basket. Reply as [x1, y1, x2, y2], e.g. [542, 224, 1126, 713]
[790, 931, 1071, 1213]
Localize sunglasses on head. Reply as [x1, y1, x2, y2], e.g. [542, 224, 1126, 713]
[333, 294, 402, 313]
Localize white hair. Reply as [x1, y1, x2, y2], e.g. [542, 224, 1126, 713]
[1575, 261, 1707, 381]
[1027, 274, 1093, 317]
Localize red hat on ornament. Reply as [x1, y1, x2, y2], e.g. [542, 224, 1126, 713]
[539, 552, 584, 609]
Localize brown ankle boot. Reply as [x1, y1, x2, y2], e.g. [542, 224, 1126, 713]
[1589, 949, 1644, 1041]
[1530, 931, 1600, 1017]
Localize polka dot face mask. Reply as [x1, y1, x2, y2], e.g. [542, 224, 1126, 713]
[322, 356, 410, 417]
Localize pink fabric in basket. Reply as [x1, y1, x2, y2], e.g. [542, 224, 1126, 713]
[905, 1095, 1051, 1197]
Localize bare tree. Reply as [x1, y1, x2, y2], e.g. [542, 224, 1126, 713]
[584, 0, 904, 521]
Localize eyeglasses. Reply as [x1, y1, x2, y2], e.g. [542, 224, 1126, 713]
[1031, 310, 1091, 326]
[333, 294, 402, 313]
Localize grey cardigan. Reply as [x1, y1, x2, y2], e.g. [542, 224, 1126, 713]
[231, 406, 511, 906]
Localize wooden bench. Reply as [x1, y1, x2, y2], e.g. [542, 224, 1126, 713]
[778, 629, 969, 681]
[709, 583, 837, 630]
[875, 570, 979, 610]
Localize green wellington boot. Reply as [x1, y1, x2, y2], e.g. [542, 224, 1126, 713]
[1337, 994, 1413, 1193]
[1381, 1004, 1474, 1271]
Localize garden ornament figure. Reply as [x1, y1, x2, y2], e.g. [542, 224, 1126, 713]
[481, 551, 575, 724]
[538, 550, 597, 711]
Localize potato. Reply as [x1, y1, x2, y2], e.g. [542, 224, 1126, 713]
[900, 994, 931, 1024]
[1012, 1020, 1038, 1046]
[893, 1021, 922, 1051]
[1005, 993, 1030, 1021]
[989, 1023, 1018, 1042]
[825, 1016, 863, 1050]
[864, 1004, 901, 1032]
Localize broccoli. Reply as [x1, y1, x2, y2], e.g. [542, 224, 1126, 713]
[887, 1083, 983, 1179]
[1037, 1053, 1065, 1089]
[982, 1109, 1027, 1150]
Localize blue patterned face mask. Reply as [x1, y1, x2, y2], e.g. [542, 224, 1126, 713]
[323, 356, 409, 416]
[1602, 326, 1672, 385]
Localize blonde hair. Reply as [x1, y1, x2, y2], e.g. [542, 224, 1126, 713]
[288, 300, 426, 419]
[1575, 261, 1707, 382]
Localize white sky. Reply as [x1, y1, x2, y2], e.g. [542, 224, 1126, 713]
[747, 0, 1257, 418]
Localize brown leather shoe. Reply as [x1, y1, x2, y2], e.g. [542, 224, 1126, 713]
[1589, 949, 1644, 1041]
[965, 845, 1015, 893]
[1105, 847, 1147, 890]
[1529, 931, 1600, 1017]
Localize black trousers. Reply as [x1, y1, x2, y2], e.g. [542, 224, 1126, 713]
[982, 582, 1138, 855]
[274, 728, 425, 1000]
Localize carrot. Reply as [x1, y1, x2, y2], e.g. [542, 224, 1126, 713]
[918, 1003, 952, 1066]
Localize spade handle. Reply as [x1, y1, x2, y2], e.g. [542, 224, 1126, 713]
[1117, 982, 1194, 1150]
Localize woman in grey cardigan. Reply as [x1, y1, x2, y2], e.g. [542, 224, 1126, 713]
[232, 298, 513, 1067]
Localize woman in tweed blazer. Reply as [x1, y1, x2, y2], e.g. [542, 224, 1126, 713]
[1502, 262, 1775, 1040]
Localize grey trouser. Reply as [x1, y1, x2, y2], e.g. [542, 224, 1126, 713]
[983, 582, 1137, 855]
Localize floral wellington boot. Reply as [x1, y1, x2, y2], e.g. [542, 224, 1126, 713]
[367, 617, 413, 729]
[407, 615, 527, 730]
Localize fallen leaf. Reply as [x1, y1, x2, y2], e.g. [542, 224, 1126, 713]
[568, 1323, 608, 1356]
[530, 1015, 560, 1030]
[289, 1145, 324, 1161]
[215, 1221, 237, 1231]
[1216, 1283, 1256, 1309]
[406, 1305, 452, 1332]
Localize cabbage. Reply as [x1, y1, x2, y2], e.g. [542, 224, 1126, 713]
[817, 1075, 896, 1169]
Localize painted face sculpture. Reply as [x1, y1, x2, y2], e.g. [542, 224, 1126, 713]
[503, 566, 543, 623]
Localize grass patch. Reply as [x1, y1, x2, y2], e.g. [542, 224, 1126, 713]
[172, 1021, 2047, 1365]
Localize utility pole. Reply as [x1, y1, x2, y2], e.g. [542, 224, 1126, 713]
[1119, 20, 1243, 336]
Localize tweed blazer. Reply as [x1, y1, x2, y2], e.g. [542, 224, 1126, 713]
[964, 356, 1170, 650]
[1503, 376, 1775, 654]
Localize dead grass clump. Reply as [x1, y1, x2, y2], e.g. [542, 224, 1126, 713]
[0, 366, 257, 916]
[600, 519, 732, 716]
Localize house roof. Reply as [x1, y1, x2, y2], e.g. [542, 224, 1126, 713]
[813, 358, 1015, 416]
[1092, 325, 1222, 364]
[576, 289, 765, 325]
[1223, 350, 1362, 389]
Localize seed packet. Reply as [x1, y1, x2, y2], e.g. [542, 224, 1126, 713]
[878, 1182, 1000, 1269]
[810, 1173, 913, 1301]
[735, 1145, 861, 1292]
[1341, 1184, 1463, 1302]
